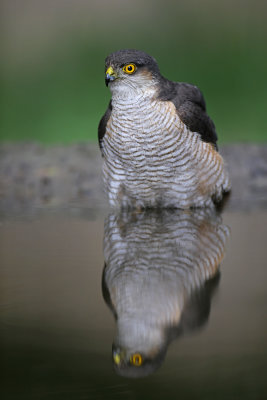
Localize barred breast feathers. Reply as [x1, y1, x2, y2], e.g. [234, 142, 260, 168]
[102, 92, 230, 208]
[103, 209, 230, 361]
[100, 49, 230, 209]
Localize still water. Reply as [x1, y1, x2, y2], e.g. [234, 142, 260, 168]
[1, 207, 267, 399]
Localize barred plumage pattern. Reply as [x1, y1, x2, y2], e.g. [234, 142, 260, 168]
[103, 209, 229, 359]
[102, 90, 230, 209]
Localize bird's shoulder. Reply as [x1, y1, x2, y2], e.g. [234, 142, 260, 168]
[158, 80, 218, 148]
[98, 100, 112, 152]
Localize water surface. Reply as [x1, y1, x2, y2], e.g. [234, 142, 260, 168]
[1, 208, 266, 399]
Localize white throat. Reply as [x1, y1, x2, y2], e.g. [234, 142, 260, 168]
[109, 78, 158, 103]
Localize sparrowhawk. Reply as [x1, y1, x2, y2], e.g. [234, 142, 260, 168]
[102, 209, 229, 377]
[98, 49, 230, 209]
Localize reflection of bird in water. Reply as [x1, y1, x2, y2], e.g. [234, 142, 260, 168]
[102, 209, 230, 378]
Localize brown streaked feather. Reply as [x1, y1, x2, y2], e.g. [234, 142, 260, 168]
[197, 143, 224, 196]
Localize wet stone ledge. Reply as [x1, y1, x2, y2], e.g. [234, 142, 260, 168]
[0, 142, 267, 215]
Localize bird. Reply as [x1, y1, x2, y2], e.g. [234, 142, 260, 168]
[98, 49, 231, 209]
[102, 208, 229, 377]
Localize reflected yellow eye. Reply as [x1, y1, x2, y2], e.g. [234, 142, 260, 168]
[123, 63, 136, 74]
[130, 353, 143, 366]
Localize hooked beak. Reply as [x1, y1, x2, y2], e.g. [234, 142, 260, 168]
[113, 351, 121, 366]
[105, 66, 117, 86]
[112, 346, 126, 366]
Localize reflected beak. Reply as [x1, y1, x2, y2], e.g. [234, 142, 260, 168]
[105, 66, 117, 86]
[113, 351, 121, 365]
[112, 347, 126, 366]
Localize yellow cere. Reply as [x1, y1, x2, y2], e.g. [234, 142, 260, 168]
[106, 66, 115, 76]
[122, 63, 136, 74]
[113, 353, 121, 365]
[130, 353, 143, 366]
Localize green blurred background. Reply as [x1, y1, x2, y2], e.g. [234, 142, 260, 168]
[1, 0, 267, 144]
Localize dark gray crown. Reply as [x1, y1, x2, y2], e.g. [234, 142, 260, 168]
[105, 49, 160, 74]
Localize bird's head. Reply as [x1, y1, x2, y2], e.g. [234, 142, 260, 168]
[104, 49, 161, 96]
[110, 317, 167, 378]
[111, 344, 166, 378]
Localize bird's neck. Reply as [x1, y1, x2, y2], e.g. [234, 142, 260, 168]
[110, 82, 158, 106]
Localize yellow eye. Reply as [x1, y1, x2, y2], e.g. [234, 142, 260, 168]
[130, 353, 143, 366]
[123, 63, 136, 74]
